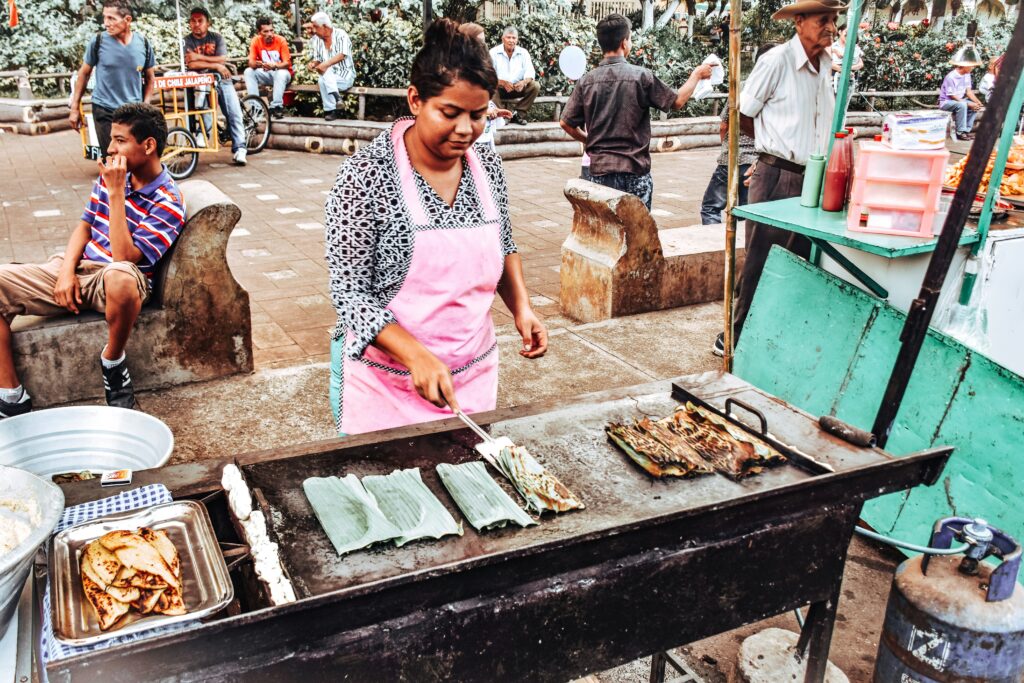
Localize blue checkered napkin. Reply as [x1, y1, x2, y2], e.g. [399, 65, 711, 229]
[39, 484, 199, 668]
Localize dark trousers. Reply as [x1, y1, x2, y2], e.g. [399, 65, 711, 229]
[700, 163, 751, 225]
[590, 171, 654, 210]
[493, 80, 540, 116]
[732, 161, 811, 340]
[92, 104, 115, 160]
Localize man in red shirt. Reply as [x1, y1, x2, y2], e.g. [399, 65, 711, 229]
[243, 16, 292, 119]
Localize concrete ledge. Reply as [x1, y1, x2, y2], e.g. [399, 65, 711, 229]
[559, 179, 745, 323]
[262, 110, 895, 160]
[11, 180, 254, 406]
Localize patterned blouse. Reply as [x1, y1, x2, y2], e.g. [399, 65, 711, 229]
[325, 119, 517, 360]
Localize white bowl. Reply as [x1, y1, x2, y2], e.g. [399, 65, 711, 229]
[0, 465, 64, 638]
[0, 407, 173, 476]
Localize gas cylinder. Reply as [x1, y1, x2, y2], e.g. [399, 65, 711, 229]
[873, 517, 1024, 682]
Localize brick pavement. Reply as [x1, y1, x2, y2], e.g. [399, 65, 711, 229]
[0, 129, 719, 368]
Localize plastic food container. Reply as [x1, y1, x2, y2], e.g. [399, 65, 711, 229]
[848, 142, 950, 237]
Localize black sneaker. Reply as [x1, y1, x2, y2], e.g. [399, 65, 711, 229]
[271, 107, 284, 120]
[0, 395, 32, 419]
[712, 332, 725, 357]
[101, 357, 139, 410]
[956, 132, 974, 141]
[324, 110, 340, 121]
[510, 112, 527, 126]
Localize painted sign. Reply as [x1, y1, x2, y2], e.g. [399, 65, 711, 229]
[155, 73, 216, 90]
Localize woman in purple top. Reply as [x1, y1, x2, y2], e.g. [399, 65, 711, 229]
[939, 55, 983, 141]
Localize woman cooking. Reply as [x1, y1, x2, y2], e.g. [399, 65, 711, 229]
[325, 19, 548, 435]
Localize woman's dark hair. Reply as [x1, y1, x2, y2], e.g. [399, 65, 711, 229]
[112, 102, 169, 156]
[256, 16, 273, 31]
[410, 19, 498, 101]
[597, 13, 631, 53]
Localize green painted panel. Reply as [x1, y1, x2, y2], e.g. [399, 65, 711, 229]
[732, 198, 980, 258]
[735, 246, 877, 419]
[736, 247, 1024, 545]
[885, 354, 1024, 540]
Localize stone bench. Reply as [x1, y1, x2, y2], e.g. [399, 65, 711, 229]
[11, 180, 253, 407]
[559, 178, 746, 323]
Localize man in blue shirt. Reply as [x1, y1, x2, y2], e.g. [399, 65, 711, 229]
[68, 0, 156, 160]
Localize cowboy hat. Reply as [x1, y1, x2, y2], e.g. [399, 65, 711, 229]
[772, 0, 848, 20]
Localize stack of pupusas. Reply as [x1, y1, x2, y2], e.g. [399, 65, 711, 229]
[80, 528, 184, 631]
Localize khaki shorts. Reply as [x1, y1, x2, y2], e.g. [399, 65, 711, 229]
[0, 255, 149, 324]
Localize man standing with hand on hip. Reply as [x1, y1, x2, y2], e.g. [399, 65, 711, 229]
[715, 0, 844, 356]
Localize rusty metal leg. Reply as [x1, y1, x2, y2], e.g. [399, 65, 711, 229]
[649, 651, 668, 683]
[649, 650, 701, 683]
[796, 582, 843, 683]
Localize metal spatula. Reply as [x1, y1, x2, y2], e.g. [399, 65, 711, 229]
[455, 410, 514, 466]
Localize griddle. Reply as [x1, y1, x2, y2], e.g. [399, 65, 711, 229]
[41, 372, 950, 683]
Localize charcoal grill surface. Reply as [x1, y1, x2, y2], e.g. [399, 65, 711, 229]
[43, 372, 950, 683]
[244, 372, 917, 599]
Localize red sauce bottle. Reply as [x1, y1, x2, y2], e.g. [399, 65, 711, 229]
[822, 132, 850, 212]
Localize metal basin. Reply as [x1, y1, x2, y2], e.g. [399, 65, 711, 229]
[0, 465, 64, 639]
[0, 407, 173, 477]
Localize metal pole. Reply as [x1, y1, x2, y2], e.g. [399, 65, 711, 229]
[830, 0, 863, 136]
[174, 0, 186, 73]
[293, 0, 304, 53]
[423, 0, 433, 34]
[871, 10, 1024, 448]
[722, 0, 742, 371]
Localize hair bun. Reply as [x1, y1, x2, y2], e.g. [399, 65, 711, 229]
[423, 18, 461, 50]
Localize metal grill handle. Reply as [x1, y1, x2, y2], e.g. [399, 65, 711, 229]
[724, 398, 768, 436]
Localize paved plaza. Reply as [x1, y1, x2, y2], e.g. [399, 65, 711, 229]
[0, 130, 720, 369]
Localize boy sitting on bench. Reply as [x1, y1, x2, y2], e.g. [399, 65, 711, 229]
[0, 103, 185, 416]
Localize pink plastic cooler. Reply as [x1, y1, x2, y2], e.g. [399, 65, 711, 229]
[847, 141, 949, 237]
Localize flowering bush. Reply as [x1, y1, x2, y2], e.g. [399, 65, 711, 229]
[856, 15, 1010, 93]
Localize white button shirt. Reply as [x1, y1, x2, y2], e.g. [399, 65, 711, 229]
[489, 44, 536, 83]
[740, 34, 836, 166]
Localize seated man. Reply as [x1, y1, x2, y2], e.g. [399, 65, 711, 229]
[243, 16, 293, 119]
[0, 103, 185, 417]
[184, 6, 248, 165]
[939, 57, 983, 141]
[489, 26, 538, 125]
[307, 11, 356, 121]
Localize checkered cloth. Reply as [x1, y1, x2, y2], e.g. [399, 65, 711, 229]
[39, 484, 199, 670]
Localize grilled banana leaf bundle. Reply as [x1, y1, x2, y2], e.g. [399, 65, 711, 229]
[607, 402, 786, 479]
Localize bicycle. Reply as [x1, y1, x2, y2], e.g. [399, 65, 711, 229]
[156, 72, 272, 180]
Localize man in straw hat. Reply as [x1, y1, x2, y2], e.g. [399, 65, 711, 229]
[713, 0, 846, 356]
[939, 56, 983, 141]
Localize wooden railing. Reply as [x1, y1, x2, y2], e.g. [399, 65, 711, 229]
[479, 0, 641, 19]
[2, 67, 944, 121]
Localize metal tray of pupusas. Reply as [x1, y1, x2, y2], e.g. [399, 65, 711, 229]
[48, 500, 234, 646]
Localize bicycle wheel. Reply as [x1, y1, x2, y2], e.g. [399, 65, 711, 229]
[163, 127, 199, 181]
[241, 95, 271, 153]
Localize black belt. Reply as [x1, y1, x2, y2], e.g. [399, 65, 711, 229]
[758, 153, 805, 176]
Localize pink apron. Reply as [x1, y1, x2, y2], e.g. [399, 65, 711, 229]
[339, 119, 504, 435]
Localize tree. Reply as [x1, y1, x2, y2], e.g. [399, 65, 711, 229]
[929, 0, 948, 31]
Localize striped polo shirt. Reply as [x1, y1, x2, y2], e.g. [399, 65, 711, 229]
[79, 166, 185, 279]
